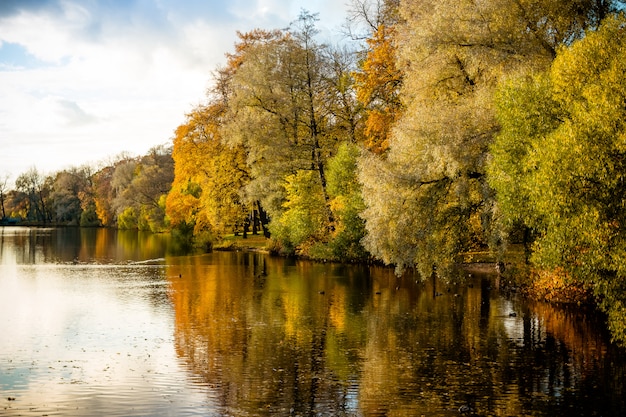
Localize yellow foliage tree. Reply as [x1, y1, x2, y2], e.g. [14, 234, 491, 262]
[353, 23, 403, 155]
[166, 103, 250, 244]
[359, 0, 616, 277]
[489, 14, 626, 343]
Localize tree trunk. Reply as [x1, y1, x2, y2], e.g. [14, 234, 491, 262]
[256, 200, 271, 238]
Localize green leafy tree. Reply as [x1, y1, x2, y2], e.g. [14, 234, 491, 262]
[359, 0, 620, 277]
[323, 142, 368, 260]
[488, 14, 626, 344]
[270, 170, 328, 254]
[221, 12, 342, 237]
[487, 74, 561, 260]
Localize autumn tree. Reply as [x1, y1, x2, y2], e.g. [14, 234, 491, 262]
[166, 103, 250, 248]
[221, 12, 361, 253]
[351, 0, 403, 154]
[48, 166, 97, 226]
[488, 14, 626, 344]
[166, 108, 210, 238]
[0, 174, 9, 220]
[359, 0, 620, 277]
[15, 167, 51, 223]
[115, 145, 174, 232]
[92, 165, 116, 227]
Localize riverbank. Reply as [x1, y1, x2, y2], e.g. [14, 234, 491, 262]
[214, 233, 269, 252]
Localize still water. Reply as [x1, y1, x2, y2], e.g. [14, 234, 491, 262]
[0, 227, 624, 416]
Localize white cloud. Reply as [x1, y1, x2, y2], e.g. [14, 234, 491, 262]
[0, 0, 352, 183]
[56, 99, 97, 126]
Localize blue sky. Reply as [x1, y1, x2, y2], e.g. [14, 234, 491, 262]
[0, 0, 351, 183]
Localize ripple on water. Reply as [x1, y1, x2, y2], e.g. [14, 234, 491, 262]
[0, 263, 217, 416]
[2, 372, 220, 416]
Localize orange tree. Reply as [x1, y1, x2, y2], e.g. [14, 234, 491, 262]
[166, 103, 250, 248]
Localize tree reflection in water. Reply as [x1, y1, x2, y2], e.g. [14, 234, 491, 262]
[167, 252, 626, 416]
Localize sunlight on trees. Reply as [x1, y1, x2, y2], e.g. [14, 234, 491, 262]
[271, 170, 328, 254]
[353, 22, 403, 154]
[488, 14, 626, 343]
[220, 11, 364, 254]
[165, 103, 250, 247]
[359, 0, 619, 278]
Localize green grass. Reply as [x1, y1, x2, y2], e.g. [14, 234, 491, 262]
[458, 244, 528, 264]
[215, 233, 269, 251]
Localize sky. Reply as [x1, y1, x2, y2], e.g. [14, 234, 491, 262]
[0, 0, 352, 184]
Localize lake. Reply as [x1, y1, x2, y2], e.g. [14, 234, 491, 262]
[0, 227, 625, 416]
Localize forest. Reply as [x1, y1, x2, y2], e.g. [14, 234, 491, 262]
[2, 0, 626, 344]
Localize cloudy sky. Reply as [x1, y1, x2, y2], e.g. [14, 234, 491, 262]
[0, 0, 352, 183]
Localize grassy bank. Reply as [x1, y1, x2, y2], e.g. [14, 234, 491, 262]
[214, 233, 269, 252]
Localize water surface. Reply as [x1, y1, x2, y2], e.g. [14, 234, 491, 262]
[0, 227, 624, 416]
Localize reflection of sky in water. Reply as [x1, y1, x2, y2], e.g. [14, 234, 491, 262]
[0, 366, 31, 391]
[0, 239, 213, 416]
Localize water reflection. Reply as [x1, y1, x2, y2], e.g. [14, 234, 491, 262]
[167, 253, 626, 416]
[1, 227, 625, 416]
[0, 227, 208, 416]
[0, 226, 174, 264]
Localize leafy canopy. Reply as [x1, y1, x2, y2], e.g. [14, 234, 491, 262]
[488, 14, 626, 343]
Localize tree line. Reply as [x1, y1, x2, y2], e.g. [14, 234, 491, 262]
[2, 0, 626, 343]
[0, 144, 173, 232]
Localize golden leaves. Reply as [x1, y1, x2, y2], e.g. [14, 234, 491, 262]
[353, 24, 403, 155]
[166, 103, 250, 238]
